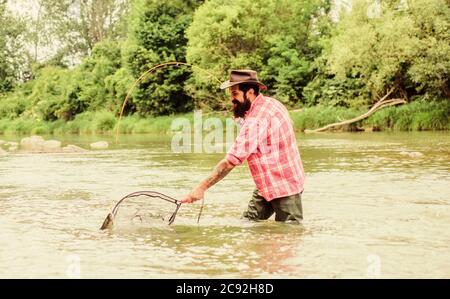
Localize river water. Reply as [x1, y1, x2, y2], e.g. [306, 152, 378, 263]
[0, 132, 449, 278]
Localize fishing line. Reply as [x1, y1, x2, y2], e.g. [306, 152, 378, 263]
[109, 62, 218, 228]
[115, 61, 222, 144]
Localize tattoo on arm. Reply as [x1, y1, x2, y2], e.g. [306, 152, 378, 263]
[202, 159, 234, 189]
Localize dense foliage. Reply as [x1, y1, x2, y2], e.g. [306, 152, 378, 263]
[0, 1, 27, 93]
[0, 0, 448, 131]
[323, 0, 450, 104]
[186, 0, 331, 108]
[125, 0, 202, 115]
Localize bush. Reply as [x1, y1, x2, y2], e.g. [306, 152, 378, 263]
[0, 88, 32, 119]
[94, 111, 117, 132]
[26, 66, 87, 121]
[290, 106, 362, 131]
[363, 100, 450, 131]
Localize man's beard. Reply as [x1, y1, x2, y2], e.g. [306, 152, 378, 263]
[232, 96, 251, 118]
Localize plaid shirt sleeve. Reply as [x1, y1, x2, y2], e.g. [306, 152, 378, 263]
[226, 119, 262, 166]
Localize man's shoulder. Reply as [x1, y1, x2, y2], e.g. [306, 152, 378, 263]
[248, 94, 289, 121]
[261, 96, 289, 116]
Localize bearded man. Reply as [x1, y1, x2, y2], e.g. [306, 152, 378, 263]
[181, 70, 305, 223]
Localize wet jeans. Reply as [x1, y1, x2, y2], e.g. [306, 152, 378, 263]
[242, 189, 303, 223]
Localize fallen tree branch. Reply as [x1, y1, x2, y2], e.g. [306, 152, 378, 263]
[304, 93, 406, 133]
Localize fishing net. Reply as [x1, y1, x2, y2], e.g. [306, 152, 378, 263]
[100, 191, 182, 230]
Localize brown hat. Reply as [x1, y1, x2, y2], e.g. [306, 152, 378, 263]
[220, 70, 267, 90]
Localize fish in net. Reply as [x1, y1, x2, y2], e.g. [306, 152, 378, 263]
[100, 191, 182, 230]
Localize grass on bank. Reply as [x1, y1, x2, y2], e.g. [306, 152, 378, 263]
[0, 100, 448, 135]
[290, 100, 450, 131]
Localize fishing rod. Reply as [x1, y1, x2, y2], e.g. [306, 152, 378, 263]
[105, 62, 217, 229]
[115, 61, 223, 144]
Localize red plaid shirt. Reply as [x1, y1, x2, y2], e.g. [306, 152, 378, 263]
[226, 94, 305, 201]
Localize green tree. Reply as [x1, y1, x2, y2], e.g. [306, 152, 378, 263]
[124, 0, 202, 116]
[26, 66, 82, 121]
[77, 39, 123, 111]
[186, 0, 330, 109]
[37, 0, 130, 63]
[8, 39, 128, 122]
[325, 0, 449, 103]
[0, 1, 27, 93]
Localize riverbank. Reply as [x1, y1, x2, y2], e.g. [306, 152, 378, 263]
[0, 100, 448, 135]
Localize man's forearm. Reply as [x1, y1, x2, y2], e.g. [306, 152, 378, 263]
[197, 159, 235, 191]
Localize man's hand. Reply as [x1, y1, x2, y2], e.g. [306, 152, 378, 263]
[180, 186, 205, 204]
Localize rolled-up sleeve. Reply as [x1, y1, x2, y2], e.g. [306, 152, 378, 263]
[225, 119, 261, 166]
